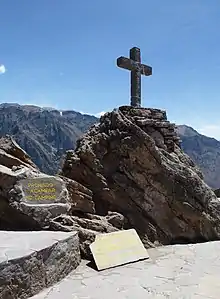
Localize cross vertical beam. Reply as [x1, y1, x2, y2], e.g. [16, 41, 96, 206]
[117, 47, 152, 108]
[130, 47, 141, 107]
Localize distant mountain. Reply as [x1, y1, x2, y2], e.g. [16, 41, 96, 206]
[0, 103, 219, 189]
[177, 125, 220, 189]
[0, 103, 98, 174]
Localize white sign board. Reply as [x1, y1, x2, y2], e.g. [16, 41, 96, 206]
[90, 229, 149, 270]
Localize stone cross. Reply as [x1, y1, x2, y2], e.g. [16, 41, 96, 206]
[117, 47, 152, 107]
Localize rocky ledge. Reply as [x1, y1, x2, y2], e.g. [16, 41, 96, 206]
[0, 231, 80, 299]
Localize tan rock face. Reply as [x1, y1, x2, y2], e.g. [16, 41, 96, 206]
[0, 136, 37, 170]
[61, 106, 220, 247]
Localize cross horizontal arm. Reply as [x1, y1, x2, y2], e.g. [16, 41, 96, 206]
[117, 56, 152, 76]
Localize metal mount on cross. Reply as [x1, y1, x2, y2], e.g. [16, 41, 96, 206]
[117, 47, 152, 108]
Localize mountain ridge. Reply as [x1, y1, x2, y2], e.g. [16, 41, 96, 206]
[0, 103, 98, 174]
[177, 124, 220, 188]
[0, 103, 219, 188]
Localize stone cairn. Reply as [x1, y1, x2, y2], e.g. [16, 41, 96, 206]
[118, 106, 181, 152]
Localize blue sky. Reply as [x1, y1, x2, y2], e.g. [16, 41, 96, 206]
[1, 0, 220, 138]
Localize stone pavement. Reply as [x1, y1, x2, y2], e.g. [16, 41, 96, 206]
[30, 241, 220, 299]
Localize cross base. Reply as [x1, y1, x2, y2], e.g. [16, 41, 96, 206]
[131, 96, 141, 108]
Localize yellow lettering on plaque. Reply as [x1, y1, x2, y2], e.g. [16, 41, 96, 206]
[28, 183, 54, 187]
[29, 188, 56, 194]
[90, 229, 149, 270]
[25, 181, 57, 201]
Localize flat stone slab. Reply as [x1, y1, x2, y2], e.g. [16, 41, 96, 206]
[31, 241, 220, 299]
[90, 229, 149, 270]
[0, 231, 80, 299]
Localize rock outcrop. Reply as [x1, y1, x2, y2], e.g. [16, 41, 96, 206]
[0, 136, 122, 257]
[0, 135, 37, 171]
[61, 106, 220, 248]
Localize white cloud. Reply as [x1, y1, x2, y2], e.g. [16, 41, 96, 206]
[94, 111, 106, 118]
[196, 124, 220, 140]
[79, 111, 106, 118]
[0, 65, 6, 74]
[79, 111, 89, 115]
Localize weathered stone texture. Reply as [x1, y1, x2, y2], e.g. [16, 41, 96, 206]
[0, 231, 80, 299]
[50, 212, 125, 259]
[60, 176, 94, 213]
[62, 106, 220, 248]
[0, 135, 38, 170]
[119, 106, 181, 151]
[0, 136, 123, 259]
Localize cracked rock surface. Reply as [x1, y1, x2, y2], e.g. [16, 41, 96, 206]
[30, 241, 220, 299]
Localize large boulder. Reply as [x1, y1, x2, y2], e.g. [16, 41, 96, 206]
[0, 136, 123, 257]
[0, 136, 95, 229]
[61, 106, 220, 247]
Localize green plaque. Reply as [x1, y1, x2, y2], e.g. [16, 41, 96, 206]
[20, 177, 63, 204]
